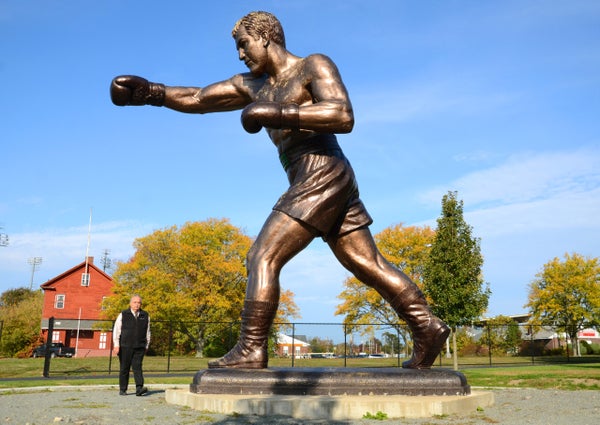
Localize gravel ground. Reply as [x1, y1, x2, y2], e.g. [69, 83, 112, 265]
[1, 385, 598, 425]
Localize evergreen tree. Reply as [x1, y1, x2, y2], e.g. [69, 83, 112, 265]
[423, 191, 490, 369]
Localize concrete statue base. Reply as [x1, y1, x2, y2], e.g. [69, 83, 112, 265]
[164, 367, 494, 420]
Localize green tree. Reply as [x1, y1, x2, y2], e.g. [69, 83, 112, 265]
[309, 336, 334, 353]
[103, 219, 299, 356]
[335, 223, 434, 346]
[0, 287, 36, 307]
[381, 331, 402, 355]
[525, 252, 600, 357]
[423, 191, 490, 369]
[479, 315, 523, 356]
[0, 288, 43, 357]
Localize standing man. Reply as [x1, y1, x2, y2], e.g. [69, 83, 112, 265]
[110, 11, 449, 370]
[113, 295, 150, 396]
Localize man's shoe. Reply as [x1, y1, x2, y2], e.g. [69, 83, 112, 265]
[119, 390, 127, 396]
[136, 387, 148, 396]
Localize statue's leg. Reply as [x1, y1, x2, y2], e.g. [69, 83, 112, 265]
[208, 211, 315, 369]
[328, 227, 450, 369]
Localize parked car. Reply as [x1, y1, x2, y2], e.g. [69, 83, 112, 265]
[32, 343, 75, 358]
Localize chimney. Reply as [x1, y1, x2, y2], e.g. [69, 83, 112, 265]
[86, 256, 94, 264]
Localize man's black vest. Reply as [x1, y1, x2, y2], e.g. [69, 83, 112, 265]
[119, 309, 149, 349]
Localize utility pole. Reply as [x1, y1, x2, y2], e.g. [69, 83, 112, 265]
[100, 249, 112, 272]
[28, 257, 43, 290]
[0, 226, 8, 247]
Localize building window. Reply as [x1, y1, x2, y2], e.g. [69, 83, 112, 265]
[99, 332, 107, 349]
[52, 331, 60, 343]
[81, 273, 90, 286]
[55, 294, 65, 309]
[101, 296, 108, 310]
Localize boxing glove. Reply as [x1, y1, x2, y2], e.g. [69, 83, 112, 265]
[241, 102, 299, 133]
[110, 75, 165, 106]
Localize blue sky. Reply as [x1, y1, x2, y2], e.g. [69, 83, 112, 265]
[2, 1, 599, 326]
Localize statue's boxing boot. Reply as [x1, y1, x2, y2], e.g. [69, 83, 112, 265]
[390, 288, 450, 369]
[208, 300, 278, 369]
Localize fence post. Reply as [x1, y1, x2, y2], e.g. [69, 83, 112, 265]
[43, 317, 54, 378]
[487, 323, 492, 367]
[291, 323, 295, 368]
[167, 321, 173, 373]
[343, 324, 347, 368]
[396, 326, 401, 368]
[529, 325, 534, 364]
[108, 320, 114, 374]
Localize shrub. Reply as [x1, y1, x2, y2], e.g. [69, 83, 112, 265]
[587, 343, 600, 355]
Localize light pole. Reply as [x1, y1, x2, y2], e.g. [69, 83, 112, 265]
[0, 226, 8, 247]
[28, 257, 43, 290]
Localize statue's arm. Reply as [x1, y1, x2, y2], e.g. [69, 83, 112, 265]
[300, 54, 354, 133]
[110, 73, 256, 113]
[163, 74, 255, 114]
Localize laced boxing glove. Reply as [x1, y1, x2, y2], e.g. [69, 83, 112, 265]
[110, 75, 165, 106]
[241, 102, 299, 133]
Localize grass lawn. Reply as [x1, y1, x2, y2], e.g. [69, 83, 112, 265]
[1, 356, 598, 390]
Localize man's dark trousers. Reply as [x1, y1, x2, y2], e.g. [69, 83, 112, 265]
[119, 347, 145, 392]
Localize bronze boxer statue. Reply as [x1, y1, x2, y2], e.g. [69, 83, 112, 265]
[111, 11, 449, 369]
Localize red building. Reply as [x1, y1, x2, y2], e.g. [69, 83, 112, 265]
[40, 257, 114, 357]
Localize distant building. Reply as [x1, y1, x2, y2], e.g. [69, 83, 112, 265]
[276, 333, 310, 358]
[40, 257, 113, 357]
[477, 314, 600, 355]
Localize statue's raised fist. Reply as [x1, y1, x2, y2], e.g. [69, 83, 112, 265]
[110, 75, 165, 107]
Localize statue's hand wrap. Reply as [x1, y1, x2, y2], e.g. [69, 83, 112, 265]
[110, 75, 165, 107]
[241, 102, 300, 134]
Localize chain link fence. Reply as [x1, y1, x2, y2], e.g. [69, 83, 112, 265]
[7, 319, 600, 376]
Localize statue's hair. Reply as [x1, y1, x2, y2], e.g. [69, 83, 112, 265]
[232, 11, 286, 48]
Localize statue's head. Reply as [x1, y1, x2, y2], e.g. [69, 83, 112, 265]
[232, 11, 286, 48]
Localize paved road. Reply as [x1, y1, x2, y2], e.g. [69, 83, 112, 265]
[1, 385, 598, 424]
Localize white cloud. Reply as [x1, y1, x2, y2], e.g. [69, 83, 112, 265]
[0, 220, 155, 290]
[420, 147, 600, 208]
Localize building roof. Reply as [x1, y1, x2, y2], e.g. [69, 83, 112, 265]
[40, 257, 111, 290]
[277, 333, 310, 347]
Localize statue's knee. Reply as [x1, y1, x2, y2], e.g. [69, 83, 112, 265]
[246, 247, 270, 271]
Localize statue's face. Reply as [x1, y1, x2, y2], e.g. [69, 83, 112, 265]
[235, 26, 268, 76]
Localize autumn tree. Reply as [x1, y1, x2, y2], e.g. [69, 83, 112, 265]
[423, 191, 490, 369]
[335, 223, 435, 349]
[525, 252, 600, 357]
[103, 219, 299, 357]
[0, 288, 43, 357]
